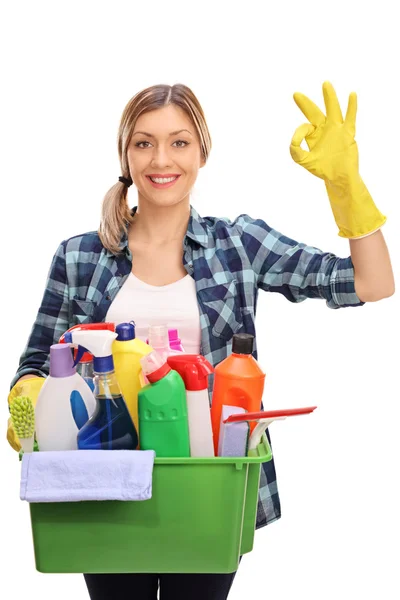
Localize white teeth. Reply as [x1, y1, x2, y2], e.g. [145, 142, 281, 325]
[149, 176, 178, 184]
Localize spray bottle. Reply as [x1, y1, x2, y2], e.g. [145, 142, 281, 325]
[60, 323, 116, 428]
[35, 344, 97, 451]
[64, 329, 138, 450]
[167, 354, 214, 457]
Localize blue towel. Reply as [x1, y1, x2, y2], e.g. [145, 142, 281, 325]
[20, 449, 156, 503]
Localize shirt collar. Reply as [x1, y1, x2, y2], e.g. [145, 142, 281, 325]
[186, 205, 209, 248]
[110, 204, 209, 257]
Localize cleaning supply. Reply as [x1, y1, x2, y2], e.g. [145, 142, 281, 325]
[112, 321, 153, 434]
[7, 377, 45, 452]
[223, 406, 318, 454]
[65, 329, 139, 451]
[27, 437, 273, 574]
[76, 358, 95, 390]
[59, 323, 116, 428]
[290, 81, 386, 239]
[18, 441, 39, 462]
[20, 449, 156, 503]
[35, 344, 97, 451]
[146, 325, 181, 361]
[218, 406, 249, 457]
[10, 396, 35, 453]
[138, 350, 190, 457]
[70, 356, 94, 429]
[167, 354, 214, 457]
[168, 328, 185, 352]
[142, 324, 182, 387]
[210, 333, 265, 454]
[60, 322, 117, 362]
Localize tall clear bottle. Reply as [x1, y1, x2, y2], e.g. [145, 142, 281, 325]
[146, 325, 181, 361]
[77, 359, 95, 390]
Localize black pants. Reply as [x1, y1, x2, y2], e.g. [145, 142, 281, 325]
[84, 567, 239, 600]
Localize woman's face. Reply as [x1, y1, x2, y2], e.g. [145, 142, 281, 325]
[127, 104, 205, 209]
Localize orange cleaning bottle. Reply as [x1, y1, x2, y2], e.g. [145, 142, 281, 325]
[210, 333, 266, 454]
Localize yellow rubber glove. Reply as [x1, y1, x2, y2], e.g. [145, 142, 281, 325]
[290, 81, 386, 239]
[7, 377, 45, 451]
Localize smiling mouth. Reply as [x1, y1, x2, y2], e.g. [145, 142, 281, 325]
[146, 174, 180, 189]
[147, 175, 180, 184]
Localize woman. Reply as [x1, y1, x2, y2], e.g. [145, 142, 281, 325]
[8, 82, 395, 599]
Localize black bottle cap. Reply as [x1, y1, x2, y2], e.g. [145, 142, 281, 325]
[232, 333, 254, 355]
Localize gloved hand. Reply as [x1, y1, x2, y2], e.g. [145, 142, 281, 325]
[7, 376, 45, 451]
[290, 81, 386, 239]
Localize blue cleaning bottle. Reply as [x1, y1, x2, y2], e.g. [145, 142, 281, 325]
[65, 329, 138, 450]
[59, 323, 116, 429]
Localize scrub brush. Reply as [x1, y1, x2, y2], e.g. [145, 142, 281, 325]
[10, 396, 35, 453]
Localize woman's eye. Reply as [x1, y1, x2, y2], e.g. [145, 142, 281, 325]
[135, 139, 189, 149]
[173, 140, 189, 148]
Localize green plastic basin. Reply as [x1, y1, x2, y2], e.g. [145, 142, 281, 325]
[28, 435, 272, 574]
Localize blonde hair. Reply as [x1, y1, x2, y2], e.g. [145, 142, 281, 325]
[98, 84, 212, 255]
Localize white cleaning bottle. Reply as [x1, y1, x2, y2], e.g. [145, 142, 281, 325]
[167, 354, 215, 457]
[35, 343, 96, 451]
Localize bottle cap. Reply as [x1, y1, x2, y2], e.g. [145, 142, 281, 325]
[140, 350, 171, 383]
[167, 354, 214, 391]
[168, 328, 180, 343]
[232, 333, 254, 355]
[116, 321, 136, 341]
[148, 325, 169, 349]
[49, 344, 76, 378]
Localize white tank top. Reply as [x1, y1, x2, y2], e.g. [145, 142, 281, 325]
[106, 273, 202, 354]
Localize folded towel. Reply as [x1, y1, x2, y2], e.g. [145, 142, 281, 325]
[20, 449, 156, 503]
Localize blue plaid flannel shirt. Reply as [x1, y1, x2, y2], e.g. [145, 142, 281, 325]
[11, 205, 365, 529]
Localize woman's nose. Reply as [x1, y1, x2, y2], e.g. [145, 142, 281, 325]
[151, 145, 172, 168]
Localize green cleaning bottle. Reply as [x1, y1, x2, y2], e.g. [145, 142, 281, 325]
[138, 350, 190, 457]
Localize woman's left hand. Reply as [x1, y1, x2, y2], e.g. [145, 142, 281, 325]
[289, 81, 386, 239]
[290, 81, 359, 182]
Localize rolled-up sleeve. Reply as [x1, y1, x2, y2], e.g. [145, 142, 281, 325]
[10, 241, 70, 389]
[239, 215, 365, 310]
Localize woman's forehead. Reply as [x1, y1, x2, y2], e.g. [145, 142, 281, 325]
[134, 105, 193, 135]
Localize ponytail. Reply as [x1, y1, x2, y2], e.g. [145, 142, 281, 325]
[98, 181, 133, 255]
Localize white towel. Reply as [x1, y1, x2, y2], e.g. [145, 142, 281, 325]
[20, 449, 156, 503]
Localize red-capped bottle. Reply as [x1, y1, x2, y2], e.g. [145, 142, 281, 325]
[138, 351, 190, 457]
[167, 355, 215, 457]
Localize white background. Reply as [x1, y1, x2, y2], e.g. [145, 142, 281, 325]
[1, 1, 399, 599]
